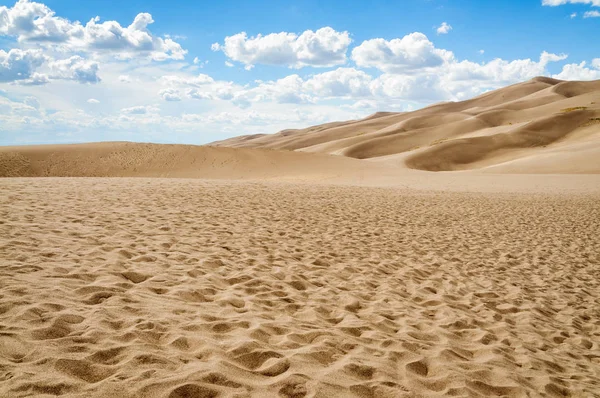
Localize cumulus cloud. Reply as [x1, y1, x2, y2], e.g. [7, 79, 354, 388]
[370, 74, 448, 102]
[87, 98, 100, 104]
[0, 0, 186, 60]
[212, 27, 351, 68]
[314, 52, 570, 102]
[158, 88, 182, 101]
[583, 10, 600, 17]
[304, 67, 372, 98]
[351, 32, 454, 73]
[0, 48, 46, 83]
[438, 51, 568, 98]
[1, 48, 100, 84]
[436, 22, 452, 35]
[49, 56, 100, 84]
[119, 75, 131, 83]
[351, 31, 568, 100]
[0, 0, 83, 42]
[553, 61, 600, 80]
[343, 100, 378, 111]
[154, 47, 572, 109]
[186, 88, 212, 100]
[158, 73, 242, 103]
[16, 72, 49, 85]
[160, 73, 214, 87]
[246, 74, 313, 104]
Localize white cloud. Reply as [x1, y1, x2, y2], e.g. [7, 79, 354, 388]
[0, 48, 46, 83]
[49, 56, 100, 84]
[439, 51, 567, 98]
[121, 105, 159, 115]
[571, 12, 578, 17]
[225, 61, 234, 67]
[436, 22, 452, 35]
[119, 75, 131, 83]
[0, 0, 83, 42]
[0, 1, 186, 60]
[160, 73, 214, 87]
[351, 33, 454, 73]
[479, 49, 485, 54]
[1, 48, 101, 85]
[186, 88, 212, 100]
[87, 98, 100, 104]
[583, 10, 600, 17]
[553, 61, 600, 80]
[180, 109, 330, 127]
[212, 27, 351, 68]
[352, 31, 569, 100]
[0, 95, 41, 116]
[343, 100, 377, 111]
[370, 74, 448, 102]
[152, 48, 572, 110]
[16, 72, 49, 85]
[248, 74, 312, 104]
[158, 88, 182, 101]
[542, 0, 600, 6]
[304, 67, 372, 98]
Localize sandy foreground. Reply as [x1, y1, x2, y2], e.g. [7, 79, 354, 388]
[1, 177, 599, 398]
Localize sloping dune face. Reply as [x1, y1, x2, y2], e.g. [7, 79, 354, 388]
[213, 78, 600, 173]
[0, 142, 382, 180]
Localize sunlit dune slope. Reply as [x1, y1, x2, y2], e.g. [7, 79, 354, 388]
[212, 77, 600, 173]
[0, 141, 384, 180]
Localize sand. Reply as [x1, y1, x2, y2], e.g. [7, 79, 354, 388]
[1, 178, 599, 397]
[1, 77, 600, 397]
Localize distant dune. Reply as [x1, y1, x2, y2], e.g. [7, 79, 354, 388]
[0, 142, 382, 181]
[212, 77, 600, 174]
[2, 78, 599, 180]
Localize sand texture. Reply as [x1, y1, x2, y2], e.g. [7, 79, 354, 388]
[1, 178, 600, 397]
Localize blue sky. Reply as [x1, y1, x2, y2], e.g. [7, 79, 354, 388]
[1, 0, 599, 145]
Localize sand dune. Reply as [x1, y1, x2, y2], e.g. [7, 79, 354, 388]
[0, 142, 384, 182]
[213, 77, 600, 173]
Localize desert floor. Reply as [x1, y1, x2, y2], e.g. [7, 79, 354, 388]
[1, 177, 599, 397]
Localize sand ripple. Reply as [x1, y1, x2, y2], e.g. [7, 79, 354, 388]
[1, 178, 599, 397]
